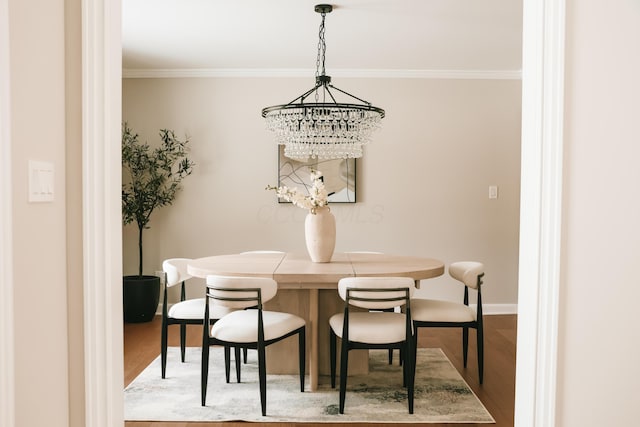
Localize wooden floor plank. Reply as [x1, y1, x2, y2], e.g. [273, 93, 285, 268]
[124, 314, 516, 427]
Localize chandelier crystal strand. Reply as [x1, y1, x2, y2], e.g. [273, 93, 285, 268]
[262, 4, 384, 161]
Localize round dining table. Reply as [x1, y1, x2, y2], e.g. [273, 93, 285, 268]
[188, 251, 444, 391]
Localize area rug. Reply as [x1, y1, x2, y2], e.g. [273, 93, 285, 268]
[124, 347, 494, 423]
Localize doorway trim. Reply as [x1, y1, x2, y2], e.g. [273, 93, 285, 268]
[81, 0, 124, 426]
[514, 1, 565, 426]
[0, 0, 16, 424]
[79, 0, 566, 425]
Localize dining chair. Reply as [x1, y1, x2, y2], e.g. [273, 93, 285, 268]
[201, 275, 306, 416]
[411, 261, 485, 384]
[345, 251, 398, 365]
[238, 251, 285, 364]
[161, 258, 236, 379]
[329, 276, 416, 414]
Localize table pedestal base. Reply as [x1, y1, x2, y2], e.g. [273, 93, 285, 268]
[265, 288, 369, 390]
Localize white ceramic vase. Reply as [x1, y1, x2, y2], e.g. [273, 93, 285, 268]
[304, 206, 336, 263]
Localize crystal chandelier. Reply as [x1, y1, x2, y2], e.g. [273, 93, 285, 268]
[261, 4, 385, 161]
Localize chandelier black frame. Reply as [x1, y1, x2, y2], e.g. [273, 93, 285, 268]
[261, 4, 385, 160]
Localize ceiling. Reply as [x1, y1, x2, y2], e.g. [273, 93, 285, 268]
[122, 0, 522, 76]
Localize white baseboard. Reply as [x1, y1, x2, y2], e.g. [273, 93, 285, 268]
[476, 304, 518, 315]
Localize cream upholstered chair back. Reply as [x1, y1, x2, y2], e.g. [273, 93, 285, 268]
[338, 276, 415, 311]
[162, 258, 192, 287]
[205, 275, 278, 310]
[449, 261, 484, 289]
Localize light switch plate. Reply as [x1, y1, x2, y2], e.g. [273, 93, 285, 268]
[28, 160, 54, 202]
[489, 185, 499, 199]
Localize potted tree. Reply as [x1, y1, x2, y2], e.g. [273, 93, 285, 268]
[122, 122, 195, 322]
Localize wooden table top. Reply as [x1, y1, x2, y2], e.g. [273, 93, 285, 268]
[188, 252, 444, 289]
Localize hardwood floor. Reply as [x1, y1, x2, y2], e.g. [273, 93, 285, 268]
[124, 314, 516, 427]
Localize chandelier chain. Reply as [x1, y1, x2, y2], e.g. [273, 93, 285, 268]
[315, 11, 327, 102]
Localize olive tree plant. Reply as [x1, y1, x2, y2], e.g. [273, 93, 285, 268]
[122, 122, 195, 277]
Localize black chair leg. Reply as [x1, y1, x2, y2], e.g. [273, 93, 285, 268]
[243, 347, 248, 363]
[299, 328, 306, 392]
[402, 345, 407, 387]
[406, 340, 415, 414]
[401, 341, 413, 389]
[201, 342, 210, 406]
[462, 326, 469, 368]
[224, 346, 231, 383]
[338, 339, 349, 414]
[258, 344, 267, 416]
[160, 318, 168, 379]
[234, 347, 241, 382]
[329, 329, 337, 388]
[408, 332, 419, 389]
[180, 323, 187, 362]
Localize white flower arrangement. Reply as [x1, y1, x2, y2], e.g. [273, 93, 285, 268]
[266, 169, 329, 214]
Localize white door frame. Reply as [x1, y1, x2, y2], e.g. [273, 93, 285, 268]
[0, 0, 16, 424]
[514, 1, 565, 426]
[81, 0, 124, 426]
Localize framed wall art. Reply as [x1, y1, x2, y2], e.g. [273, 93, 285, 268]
[277, 146, 356, 203]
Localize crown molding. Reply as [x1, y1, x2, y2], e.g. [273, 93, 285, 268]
[122, 67, 522, 80]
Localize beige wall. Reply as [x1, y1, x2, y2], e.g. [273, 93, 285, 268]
[122, 77, 522, 307]
[9, 0, 74, 425]
[557, 1, 640, 426]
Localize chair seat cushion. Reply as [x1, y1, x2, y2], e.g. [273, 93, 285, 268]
[168, 298, 233, 320]
[329, 312, 409, 344]
[411, 298, 476, 323]
[210, 310, 305, 343]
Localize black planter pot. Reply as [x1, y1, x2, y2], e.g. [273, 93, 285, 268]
[123, 275, 161, 323]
